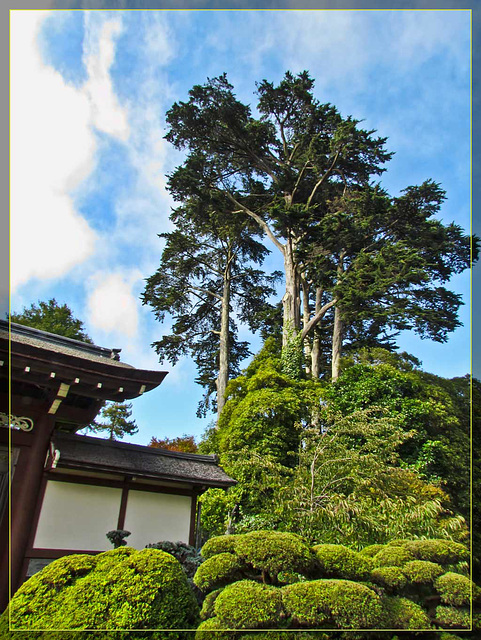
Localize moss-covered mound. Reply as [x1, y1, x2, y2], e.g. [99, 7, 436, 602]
[434, 572, 473, 606]
[2, 547, 199, 638]
[399, 539, 469, 565]
[312, 544, 373, 581]
[372, 545, 415, 568]
[382, 596, 432, 629]
[283, 579, 384, 629]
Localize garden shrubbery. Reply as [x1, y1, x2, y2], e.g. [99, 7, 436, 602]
[193, 531, 480, 637]
[0, 547, 199, 639]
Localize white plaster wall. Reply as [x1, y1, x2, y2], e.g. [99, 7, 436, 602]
[33, 481, 121, 551]
[123, 490, 192, 548]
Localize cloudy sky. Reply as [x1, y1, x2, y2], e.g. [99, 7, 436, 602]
[10, 9, 472, 445]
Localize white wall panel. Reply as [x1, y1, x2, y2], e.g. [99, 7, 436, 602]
[124, 490, 192, 548]
[34, 481, 122, 551]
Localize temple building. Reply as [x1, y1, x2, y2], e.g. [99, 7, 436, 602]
[0, 320, 234, 610]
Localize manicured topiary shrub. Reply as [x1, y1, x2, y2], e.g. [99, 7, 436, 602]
[434, 572, 473, 606]
[402, 540, 469, 565]
[382, 595, 432, 629]
[403, 560, 444, 585]
[5, 547, 199, 637]
[282, 579, 384, 629]
[370, 566, 407, 590]
[435, 605, 470, 629]
[213, 580, 284, 629]
[201, 535, 241, 560]
[194, 553, 245, 593]
[372, 545, 415, 568]
[312, 544, 373, 581]
[359, 543, 385, 557]
[234, 530, 314, 581]
[200, 587, 224, 621]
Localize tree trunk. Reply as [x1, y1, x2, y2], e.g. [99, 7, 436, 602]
[301, 275, 312, 377]
[282, 240, 300, 349]
[331, 305, 343, 381]
[311, 288, 323, 378]
[216, 259, 231, 422]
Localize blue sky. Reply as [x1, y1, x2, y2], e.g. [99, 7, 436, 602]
[10, 9, 472, 445]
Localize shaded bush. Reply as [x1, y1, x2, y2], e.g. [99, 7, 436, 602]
[4, 547, 199, 638]
[403, 560, 444, 585]
[370, 566, 407, 590]
[312, 544, 373, 581]
[435, 605, 470, 629]
[200, 588, 224, 621]
[434, 572, 473, 606]
[382, 596, 432, 629]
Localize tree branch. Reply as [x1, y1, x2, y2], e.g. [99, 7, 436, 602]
[300, 298, 337, 340]
[306, 149, 341, 208]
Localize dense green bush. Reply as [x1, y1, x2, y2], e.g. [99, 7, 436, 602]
[402, 539, 469, 564]
[403, 560, 444, 584]
[214, 580, 284, 628]
[201, 534, 241, 559]
[372, 545, 415, 568]
[382, 595, 432, 629]
[2, 547, 199, 638]
[234, 530, 314, 580]
[435, 605, 470, 629]
[370, 566, 407, 590]
[434, 572, 473, 606]
[312, 544, 373, 580]
[194, 553, 246, 592]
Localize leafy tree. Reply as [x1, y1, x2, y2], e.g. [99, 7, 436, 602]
[149, 434, 198, 453]
[142, 207, 280, 419]
[164, 71, 475, 384]
[85, 402, 138, 440]
[9, 298, 93, 343]
[165, 71, 391, 364]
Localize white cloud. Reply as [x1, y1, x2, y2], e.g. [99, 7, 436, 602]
[87, 270, 141, 338]
[82, 14, 130, 141]
[10, 11, 97, 291]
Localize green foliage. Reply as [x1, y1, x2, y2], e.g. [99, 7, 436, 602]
[372, 546, 415, 568]
[200, 588, 224, 621]
[402, 560, 444, 585]
[282, 579, 384, 628]
[382, 596, 432, 629]
[434, 572, 473, 606]
[149, 434, 198, 453]
[370, 566, 407, 591]
[86, 401, 138, 440]
[435, 606, 470, 629]
[312, 544, 373, 581]
[401, 539, 469, 564]
[234, 530, 314, 581]
[201, 534, 241, 559]
[9, 298, 93, 343]
[5, 547, 199, 636]
[106, 529, 131, 548]
[213, 580, 284, 629]
[359, 544, 385, 558]
[194, 553, 246, 593]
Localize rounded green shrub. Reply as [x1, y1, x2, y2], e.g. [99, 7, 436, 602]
[201, 535, 241, 560]
[194, 553, 245, 593]
[213, 580, 284, 629]
[434, 572, 473, 606]
[7, 547, 199, 635]
[403, 560, 444, 585]
[370, 566, 407, 590]
[200, 588, 224, 621]
[312, 544, 373, 581]
[382, 596, 431, 630]
[402, 540, 469, 565]
[282, 579, 383, 629]
[195, 616, 236, 639]
[372, 546, 415, 568]
[235, 530, 314, 580]
[435, 606, 470, 629]
[359, 544, 385, 558]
